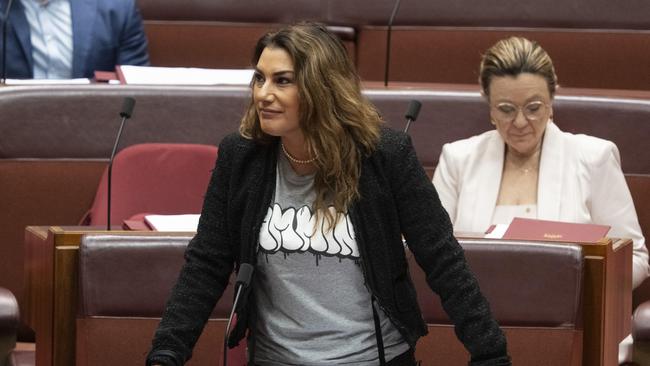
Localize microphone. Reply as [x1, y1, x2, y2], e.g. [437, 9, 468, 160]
[403, 100, 421, 134]
[1, 0, 15, 84]
[106, 97, 135, 230]
[384, 0, 402, 87]
[224, 263, 254, 366]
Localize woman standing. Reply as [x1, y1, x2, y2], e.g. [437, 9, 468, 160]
[147, 23, 510, 366]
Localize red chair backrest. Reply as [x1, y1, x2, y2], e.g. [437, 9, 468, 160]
[84, 143, 218, 226]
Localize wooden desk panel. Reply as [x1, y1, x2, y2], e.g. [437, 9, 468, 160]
[25, 226, 632, 366]
[579, 239, 632, 365]
[24, 226, 53, 366]
[25, 226, 191, 366]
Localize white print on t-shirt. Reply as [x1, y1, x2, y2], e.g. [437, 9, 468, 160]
[259, 203, 359, 259]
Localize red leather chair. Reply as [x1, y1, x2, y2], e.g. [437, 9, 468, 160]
[410, 239, 584, 365]
[81, 143, 218, 227]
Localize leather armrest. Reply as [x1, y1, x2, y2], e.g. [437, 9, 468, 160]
[0, 287, 19, 362]
[0, 287, 19, 333]
[633, 300, 650, 341]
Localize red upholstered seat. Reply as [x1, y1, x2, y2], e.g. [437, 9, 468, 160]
[81, 143, 218, 227]
[410, 239, 584, 365]
[77, 234, 244, 366]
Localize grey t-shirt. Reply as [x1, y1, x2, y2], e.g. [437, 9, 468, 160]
[253, 152, 409, 365]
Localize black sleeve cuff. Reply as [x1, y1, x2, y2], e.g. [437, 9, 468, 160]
[469, 355, 512, 366]
[146, 350, 183, 366]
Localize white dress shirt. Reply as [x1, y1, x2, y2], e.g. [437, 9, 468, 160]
[20, 0, 73, 79]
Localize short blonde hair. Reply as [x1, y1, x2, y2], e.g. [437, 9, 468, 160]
[479, 36, 558, 98]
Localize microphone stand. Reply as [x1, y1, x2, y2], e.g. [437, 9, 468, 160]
[224, 263, 254, 366]
[403, 100, 422, 134]
[107, 97, 135, 230]
[1, 0, 15, 84]
[384, 0, 402, 87]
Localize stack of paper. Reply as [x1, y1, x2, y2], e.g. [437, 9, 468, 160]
[117, 65, 254, 85]
[144, 214, 200, 232]
[5, 78, 91, 85]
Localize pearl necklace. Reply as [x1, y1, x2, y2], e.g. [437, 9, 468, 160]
[281, 143, 318, 164]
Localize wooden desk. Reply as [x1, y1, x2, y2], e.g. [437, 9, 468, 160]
[477, 234, 631, 365]
[575, 237, 632, 365]
[25, 226, 631, 366]
[24, 226, 192, 366]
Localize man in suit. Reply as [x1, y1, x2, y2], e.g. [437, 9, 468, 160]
[1, 0, 149, 79]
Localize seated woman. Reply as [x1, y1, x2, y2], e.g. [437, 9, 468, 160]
[432, 36, 649, 364]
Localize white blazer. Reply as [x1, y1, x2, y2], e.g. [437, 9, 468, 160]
[433, 121, 649, 288]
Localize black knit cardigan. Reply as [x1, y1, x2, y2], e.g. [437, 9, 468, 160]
[147, 128, 510, 366]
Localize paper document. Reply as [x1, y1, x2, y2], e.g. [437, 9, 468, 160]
[484, 224, 509, 239]
[5, 78, 91, 85]
[144, 214, 200, 232]
[118, 65, 254, 85]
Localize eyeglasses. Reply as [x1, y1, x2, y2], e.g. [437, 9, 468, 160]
[491, 101, 548, 123]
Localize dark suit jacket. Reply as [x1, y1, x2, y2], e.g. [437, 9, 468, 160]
[1, 0, 149, 79]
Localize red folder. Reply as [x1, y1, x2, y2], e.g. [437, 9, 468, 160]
[122, 219, 151, 231]
[502, 217, 610, 244]
[121, 212, 154, 231]
[93, 70, 119, 83]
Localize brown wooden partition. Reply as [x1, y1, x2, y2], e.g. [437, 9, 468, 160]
[24, 227, 631, 366]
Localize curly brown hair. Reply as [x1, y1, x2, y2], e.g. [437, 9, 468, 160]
[239, 22, 383, 229]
